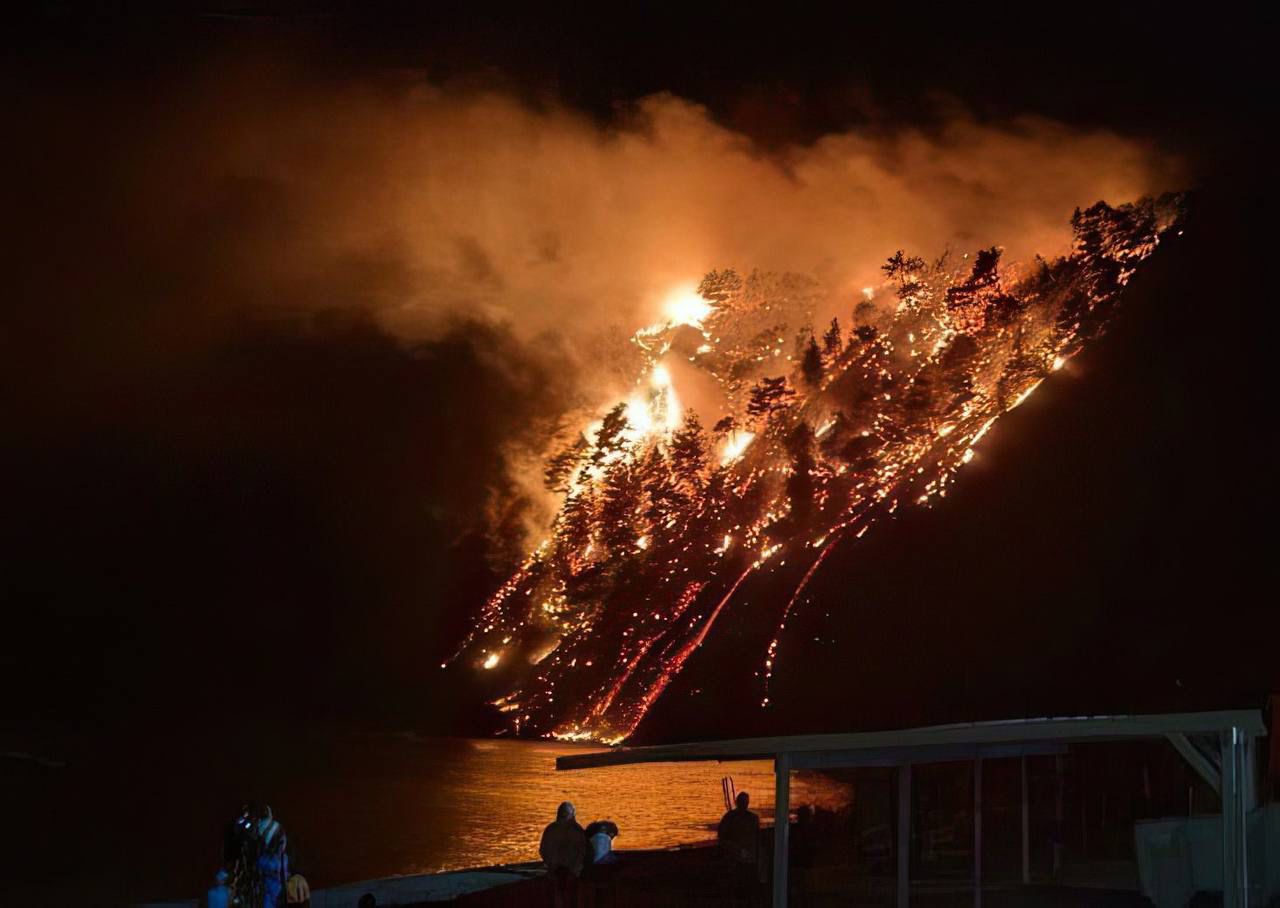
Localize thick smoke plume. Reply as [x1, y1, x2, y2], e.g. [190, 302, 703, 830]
[9, 63, 1181, 720]
[167, 71, 1179, 344]
[102, 66, 1179, 533]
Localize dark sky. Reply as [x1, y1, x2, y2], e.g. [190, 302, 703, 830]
[3, 6, 1273, 742]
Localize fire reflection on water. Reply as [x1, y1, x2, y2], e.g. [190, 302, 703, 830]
[430, 738, 853, 874]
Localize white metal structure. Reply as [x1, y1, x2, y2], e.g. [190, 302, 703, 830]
[557, 710, 1267, 908]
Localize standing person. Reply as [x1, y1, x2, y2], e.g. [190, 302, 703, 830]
[540, 801, 586, 907]
[252, 804, 289, 908]
[790, 805, 817, 907]
[224, 805, 252, 867]
[224, 805, 253, 896]
[718, 791, 760, 904]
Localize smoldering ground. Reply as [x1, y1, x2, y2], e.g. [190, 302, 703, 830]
[5, 50, 1181, 726]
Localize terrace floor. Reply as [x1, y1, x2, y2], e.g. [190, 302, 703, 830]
[449, 847, 1152, 907]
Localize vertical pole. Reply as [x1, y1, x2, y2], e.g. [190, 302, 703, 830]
[1221, 728, 1248, 908]
[773, 753, 791, 908]
[974, 758, 983, 908]
[1244, 733, 1258, 813]
[1054, 754, 1064, 879]
[897, 763, 912, 908]
[1021, 755, 1031, 885]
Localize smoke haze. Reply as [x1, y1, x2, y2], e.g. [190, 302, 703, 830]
[4, 50, 1182, 724]
[123, 66, 1181, 345]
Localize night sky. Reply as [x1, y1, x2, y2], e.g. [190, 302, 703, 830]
[4, 7, 1274, 746]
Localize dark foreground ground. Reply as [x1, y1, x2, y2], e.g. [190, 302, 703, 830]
[444, 847, 1155, 907]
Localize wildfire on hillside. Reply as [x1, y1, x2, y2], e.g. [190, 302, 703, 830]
[450, 195, 1185, 745]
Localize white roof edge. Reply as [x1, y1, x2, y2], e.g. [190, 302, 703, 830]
[556, 709, 1267, 771]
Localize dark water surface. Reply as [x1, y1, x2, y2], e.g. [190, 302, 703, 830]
[3, 723, 850, 905]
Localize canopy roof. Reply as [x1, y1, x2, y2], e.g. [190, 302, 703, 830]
[556, 710, 1266, 771]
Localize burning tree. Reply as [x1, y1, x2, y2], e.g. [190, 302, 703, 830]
[450, 194, 1185, 744]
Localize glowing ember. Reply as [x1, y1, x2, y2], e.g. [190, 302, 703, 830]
[449, 195, 1184, 743]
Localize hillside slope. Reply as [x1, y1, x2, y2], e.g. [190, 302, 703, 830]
[640, 189, 1277, 742]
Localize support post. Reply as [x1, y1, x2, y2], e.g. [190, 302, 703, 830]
[1053, 754, 1064, 879]
[773, 753, 791, 908]
[1221, 727, 1248, 908]
[898, 763, 912, 908]
[974, 758, 983, 908]
[1021, 755, 1031, 885]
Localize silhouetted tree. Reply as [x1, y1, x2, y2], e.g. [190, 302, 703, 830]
[591, 403, 630, 465]
[597, 459, 643, 555]
[822, 318, 842, 358]
[785, 422, 817, 523]
[697, 269, 743, 309]
[637, 445, 679, 533]
[883, 250, 926, 297]
[544, 436, 588, 494]
[712, 415, 739, 439]
[555, 489, 597, 564]
[946, 247, 1006, 333]
[668, 410, 709, 495]
[882, 250, 926, 281]
[800, 335, 824, 387]
[746, 376, 797, 427]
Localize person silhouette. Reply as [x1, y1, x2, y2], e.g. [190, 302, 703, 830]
[718, 791, 761, 902]
[540, 801, 586, 907]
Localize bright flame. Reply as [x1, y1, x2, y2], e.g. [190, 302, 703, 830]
[663, 287, 714, 328]
[624, 396, 653, 438]
[720, 431, 755, 465]
[482, 652, 500, 670]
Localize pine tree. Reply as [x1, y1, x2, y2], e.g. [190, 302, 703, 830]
[882, 250, 926, 298]
[746, 376, 797, 427]
[591, 403, 630, 465]
[882, 250, 926, 282]
[801, 335, 824, 387]
[712, 415, 739, 439]
[668, 409, 709, 496]
[785, 422, 817, 523]
[946, 247, 1005, 333]
[822, 318, 842, 358]
[554, 489, 597, 564]
[637, 445, 680, 532]
[696, 269, 742, 309]
[544, 436, 588, 494]
[597, 459, 643, 555]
